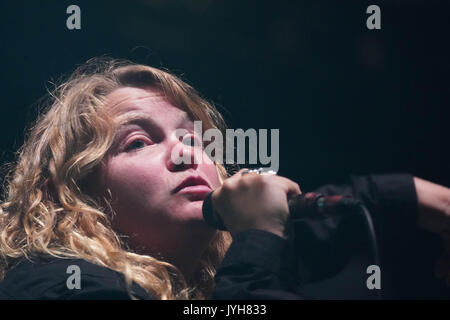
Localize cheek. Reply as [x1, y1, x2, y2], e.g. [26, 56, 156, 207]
[105, 160, 168, 208]
[200, 163, 222, 190]
[198, 150, 222, 189]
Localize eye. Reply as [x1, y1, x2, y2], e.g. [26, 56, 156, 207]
[182, 134, 201, 147]
[124, 138, 150, 152]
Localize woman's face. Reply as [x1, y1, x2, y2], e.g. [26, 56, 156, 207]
[94, 86, 221, 256]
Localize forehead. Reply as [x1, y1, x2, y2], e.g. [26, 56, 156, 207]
[105, 86, 191, 126]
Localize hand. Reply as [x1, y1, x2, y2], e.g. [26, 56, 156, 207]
[211, 169, 301, 239]
[414, 177, 450, 286]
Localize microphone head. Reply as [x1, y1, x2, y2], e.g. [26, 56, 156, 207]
[202, 191, 228, 231]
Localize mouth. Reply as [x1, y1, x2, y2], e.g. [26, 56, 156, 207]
[172, 176, 212, 199]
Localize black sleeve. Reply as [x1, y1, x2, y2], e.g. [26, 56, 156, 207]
[0, 257, 155, 300]
[313, 173, 421, 257]
[66, 275, 154, 300]
[211, 174, 447, 300]
[211, 174, 419, 300]
[212, 229, 304, 300]
[314, 173, 418, 238]
[314, 174, 448, 298]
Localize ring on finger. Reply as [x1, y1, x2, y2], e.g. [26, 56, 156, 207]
[241, 167, 278, 176]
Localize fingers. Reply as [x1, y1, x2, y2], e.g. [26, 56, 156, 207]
[272, 175, 302, 197]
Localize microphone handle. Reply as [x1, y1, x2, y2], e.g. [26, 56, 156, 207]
[202, 191, 361, 231]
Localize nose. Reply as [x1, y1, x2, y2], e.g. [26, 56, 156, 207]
[165, 134, 200, 172]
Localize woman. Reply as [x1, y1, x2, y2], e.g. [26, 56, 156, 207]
[0, 57, 303, 299]
[0, 57, 448, 300]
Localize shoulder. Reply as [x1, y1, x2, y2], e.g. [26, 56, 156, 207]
[0, 255, 154, 300]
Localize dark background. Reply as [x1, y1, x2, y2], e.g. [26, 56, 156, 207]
[0, 0, 449, 298]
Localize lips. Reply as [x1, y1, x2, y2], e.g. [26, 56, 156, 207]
[172, 176, 211, 194]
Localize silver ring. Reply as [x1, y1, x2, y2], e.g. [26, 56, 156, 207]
[241, 167, 278, 176]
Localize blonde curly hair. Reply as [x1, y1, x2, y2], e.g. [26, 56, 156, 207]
[0, 57, 232, 299]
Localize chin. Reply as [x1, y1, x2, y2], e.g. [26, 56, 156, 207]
[176, 201, 205, 221]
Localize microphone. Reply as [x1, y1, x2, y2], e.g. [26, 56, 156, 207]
[202, 191, 362, 231]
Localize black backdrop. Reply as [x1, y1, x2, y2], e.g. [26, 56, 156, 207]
[0, 0, 449, 299]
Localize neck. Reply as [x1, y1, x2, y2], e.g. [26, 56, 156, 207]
[132, 221, 217, 282]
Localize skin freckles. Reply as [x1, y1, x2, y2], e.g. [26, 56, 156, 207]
[92, 86, 222, 279]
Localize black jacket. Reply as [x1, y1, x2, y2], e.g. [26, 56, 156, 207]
[0, 174, 447, 299]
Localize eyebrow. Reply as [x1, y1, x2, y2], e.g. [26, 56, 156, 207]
[115, 112, 157, 129]
[115, 111, 192, 129]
